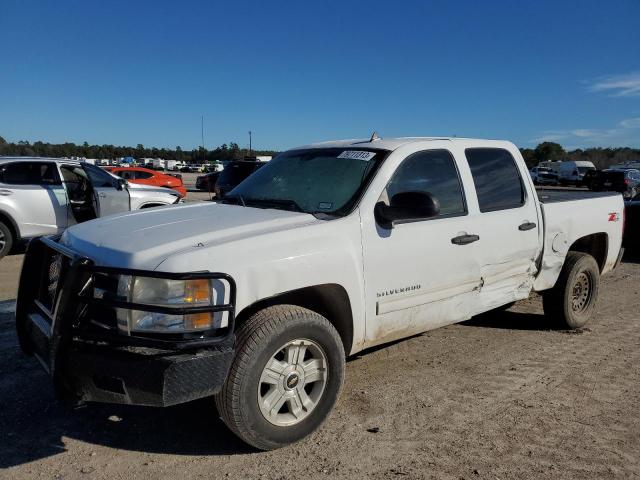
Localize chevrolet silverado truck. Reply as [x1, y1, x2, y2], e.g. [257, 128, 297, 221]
[16, 137, 624, 450]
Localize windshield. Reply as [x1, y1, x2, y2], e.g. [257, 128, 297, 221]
[577, 166, 595, 174]
[226, 148, 387, 216]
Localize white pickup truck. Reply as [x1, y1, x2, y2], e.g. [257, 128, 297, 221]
[16, 137, 624, 450]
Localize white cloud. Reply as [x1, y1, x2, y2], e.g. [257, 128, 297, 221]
[589, 72, 640, 97]
[530, 117, 640, 147]
[620, 117, 640, 128]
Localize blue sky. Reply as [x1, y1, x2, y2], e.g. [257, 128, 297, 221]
[1, 0, 639, 151]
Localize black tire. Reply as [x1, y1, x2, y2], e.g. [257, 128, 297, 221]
[542, 252, 600, 329]
[0, 221, 13, 259]
[215, 305, 345, 450]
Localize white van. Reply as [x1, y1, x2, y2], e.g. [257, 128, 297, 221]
[559, 161, 596, 185]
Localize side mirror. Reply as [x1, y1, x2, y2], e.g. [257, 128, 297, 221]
[375, 191, 440, 229]
[116, 178, 127, 190]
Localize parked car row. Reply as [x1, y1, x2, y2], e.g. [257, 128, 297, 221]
[529, 161, 597, 186]
[580, 167, 640, 247]
[585, 168, 640, 199]
[0, 157, 182, 258]
[104, 166, 188, 198]
[196, 160, 266, 198]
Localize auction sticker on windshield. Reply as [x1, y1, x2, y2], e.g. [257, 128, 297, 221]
[337, 150, 376, 161]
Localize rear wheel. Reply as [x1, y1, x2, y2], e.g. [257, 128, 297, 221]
[542, 252, 600, 329]
[215, 305, 345, 450]
[0, 221, 13, 259]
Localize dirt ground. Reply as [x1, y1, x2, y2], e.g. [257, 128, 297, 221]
[1, 252, 639, 479]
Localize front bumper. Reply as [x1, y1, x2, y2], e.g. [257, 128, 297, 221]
[16, 236, 236, 407]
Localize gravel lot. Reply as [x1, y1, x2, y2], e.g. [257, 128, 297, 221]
[0, 193, 638, 479]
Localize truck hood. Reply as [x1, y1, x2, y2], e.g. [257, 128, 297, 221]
[60, 202, 317, 269]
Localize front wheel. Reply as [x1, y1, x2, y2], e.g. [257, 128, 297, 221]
[542, 252, 600, 329]
[215, 305, 345, 450]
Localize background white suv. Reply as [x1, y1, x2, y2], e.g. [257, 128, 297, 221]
[0, 157, 182, 258]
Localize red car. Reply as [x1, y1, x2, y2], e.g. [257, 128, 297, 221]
[105, 167, 187, 198]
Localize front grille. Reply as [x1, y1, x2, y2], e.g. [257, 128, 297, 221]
[86, 272, 120, 330]
[20, 236, 238, 351]
[37, 249, 70, 318]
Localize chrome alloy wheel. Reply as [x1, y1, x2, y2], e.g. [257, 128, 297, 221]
[0, 230, 5, 252]
[257, 339, 328, 426]
[571, 271, 593, 312]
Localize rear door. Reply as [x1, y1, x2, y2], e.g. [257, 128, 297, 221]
[463, 147, 541, 312]
[0, 161, 68, 237]
[82, 164, 130, 216]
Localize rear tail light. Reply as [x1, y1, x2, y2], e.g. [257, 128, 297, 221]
[624, 179, 631, 185]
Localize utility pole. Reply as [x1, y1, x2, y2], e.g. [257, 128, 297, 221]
[248, 130, 252, 157]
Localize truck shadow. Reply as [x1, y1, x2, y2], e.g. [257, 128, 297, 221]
[0, 302, 567, 468]
[621, 249, 640, 264]
[461, 310, 559, 331]
[0, 303, 253, 469]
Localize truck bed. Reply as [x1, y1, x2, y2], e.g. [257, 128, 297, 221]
[533, 187, 624, 292]
[536, 188, 621, 204]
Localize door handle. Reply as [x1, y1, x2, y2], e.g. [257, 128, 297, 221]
[518, 222, 537, 231]
[451, 234, 480, 245]
[0, 189, 13, 196]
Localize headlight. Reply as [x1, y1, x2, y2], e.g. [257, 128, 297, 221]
[114, 275, 228, 334]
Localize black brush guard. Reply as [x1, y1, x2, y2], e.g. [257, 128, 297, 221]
[16, 236, 237, 407]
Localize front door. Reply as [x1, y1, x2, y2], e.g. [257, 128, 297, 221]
[82, 164, 130, 216]
[361, 149, 483, 348]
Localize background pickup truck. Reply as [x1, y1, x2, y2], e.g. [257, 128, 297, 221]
[16, 137, 624, 450]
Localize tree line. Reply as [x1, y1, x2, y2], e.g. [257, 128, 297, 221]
[520, 142, 640, 170]
[0, 136, 278, 163]
[1, 136, 638, 170]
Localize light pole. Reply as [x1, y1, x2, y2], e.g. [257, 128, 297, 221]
[201, 116, 205, 164]
[248, 130, 252, 157]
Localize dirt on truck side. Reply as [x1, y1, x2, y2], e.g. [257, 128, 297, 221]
[0, 253, 638, 479]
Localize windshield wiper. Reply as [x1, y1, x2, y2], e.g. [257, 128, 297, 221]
[244, 198, 304, 213]
[222, 194, 246, 207]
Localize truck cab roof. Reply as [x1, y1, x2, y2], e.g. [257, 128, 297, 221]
[294, 137, 515, 152]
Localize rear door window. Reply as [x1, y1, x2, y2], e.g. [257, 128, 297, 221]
[465, 148, 525, 212]
[0, 162, 59, 185]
